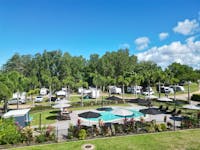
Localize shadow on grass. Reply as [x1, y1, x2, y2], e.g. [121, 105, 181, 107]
[50, 110, 60, 114]
[46, 115, 58, 120]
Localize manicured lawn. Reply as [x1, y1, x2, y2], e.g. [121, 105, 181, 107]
[15, 129, 200, 150]
[30, 109, 57, 126]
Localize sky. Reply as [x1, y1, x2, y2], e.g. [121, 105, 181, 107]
[0, 0, 200, 69]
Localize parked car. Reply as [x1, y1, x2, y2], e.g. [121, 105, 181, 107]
[8, 98, 26, 105]
[34, 96, 43, 103]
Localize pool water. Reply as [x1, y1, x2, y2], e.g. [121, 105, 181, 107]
[87, 109, 144, 122]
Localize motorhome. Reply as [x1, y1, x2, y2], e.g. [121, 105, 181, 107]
[127, 86, 142, 94]
[108, 86, 122, 94]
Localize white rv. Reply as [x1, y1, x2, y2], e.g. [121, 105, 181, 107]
[108, 86, 122, 94]
[40, 88, 48, 95]
[89, 88, 100, 99]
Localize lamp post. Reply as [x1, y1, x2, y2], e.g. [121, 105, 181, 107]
[174, 84, 176, 109]
[187, 81, 191, 104]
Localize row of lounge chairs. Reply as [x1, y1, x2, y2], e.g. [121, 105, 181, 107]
[158, 105, 181, 116]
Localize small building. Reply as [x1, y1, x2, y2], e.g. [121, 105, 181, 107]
[2, 109, 31, 127]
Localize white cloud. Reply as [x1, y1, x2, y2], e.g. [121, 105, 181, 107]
[173, 19, 199, 35]
[159, 32, 169, 40]
[119, 43, 130, 49]
[134, 37, 150, 50]
[136, 38, 200, 69]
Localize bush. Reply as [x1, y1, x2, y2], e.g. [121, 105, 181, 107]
[78, 129, 87, 140]
[21, 127, 33, 145]
[160, 123, 167, 131]
[35, 134, 46, 143]
[191, 94, 200, 101]
[154, 124, 162, 132]
[0, 118, 22, 145]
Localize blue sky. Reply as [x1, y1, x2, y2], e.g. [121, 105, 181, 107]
[0, 0, 200, 68]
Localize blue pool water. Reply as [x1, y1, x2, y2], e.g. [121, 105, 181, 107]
[87, 109, 144, 122]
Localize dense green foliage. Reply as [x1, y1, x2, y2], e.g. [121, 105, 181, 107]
[0, 49, 200, 103]
[191, 94, 200, 101]
[0, 118, 22, 145]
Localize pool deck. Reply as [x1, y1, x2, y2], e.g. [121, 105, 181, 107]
[50, 104, 181, 141]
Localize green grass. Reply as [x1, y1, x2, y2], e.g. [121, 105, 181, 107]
[14, 129, 200, 150]
[30, 109, 57, 126]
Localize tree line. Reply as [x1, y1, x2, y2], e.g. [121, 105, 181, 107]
[0, 49, 200, 102]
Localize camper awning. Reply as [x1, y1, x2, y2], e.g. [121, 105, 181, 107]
[3, 109, 30, 118]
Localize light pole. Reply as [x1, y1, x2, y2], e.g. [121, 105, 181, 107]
[174, 84, 176, 109]
[188, 81, 191, 104]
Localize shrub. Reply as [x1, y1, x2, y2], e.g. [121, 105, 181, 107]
[167, 122, 173, 128]
[0, 118, 22, 145]
[21, 127, 33, 145]
[160, 123, 167, 131]
[191, 94, 200, 101]
[145, 124, 155, 133]
[154, 124, 162, 132]
[35, 134, 46, 143]
[78, 129, 87, 140]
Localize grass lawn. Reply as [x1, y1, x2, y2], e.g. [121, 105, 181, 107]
[15, 129, 200, 150]
[30, 109, 57, 126]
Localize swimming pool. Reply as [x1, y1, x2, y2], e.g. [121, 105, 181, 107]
[87, 109, 144, 122]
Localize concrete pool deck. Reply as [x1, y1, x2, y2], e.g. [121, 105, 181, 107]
[50, 104, 181, 140]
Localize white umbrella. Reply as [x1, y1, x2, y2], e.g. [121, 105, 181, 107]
[157, 97, 173, 102]
[182, 104, 200, 110]
[52, 103, 71, 109]
[112, 108, 133, 117]
[145, 95, 158, 100]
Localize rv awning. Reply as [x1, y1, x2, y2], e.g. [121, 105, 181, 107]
[3, 109, 30, 118]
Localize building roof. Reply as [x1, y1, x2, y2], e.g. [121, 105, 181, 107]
[3, 109, 30, 118]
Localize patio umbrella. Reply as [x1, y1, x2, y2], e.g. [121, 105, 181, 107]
[78, 111, 101, 118]
[139, 108, 162, 115]
[112, 108, 133, 117]
[52, 103, 71, 109]
[182, 104, 200, 110]
[157, 97, 173, 102]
